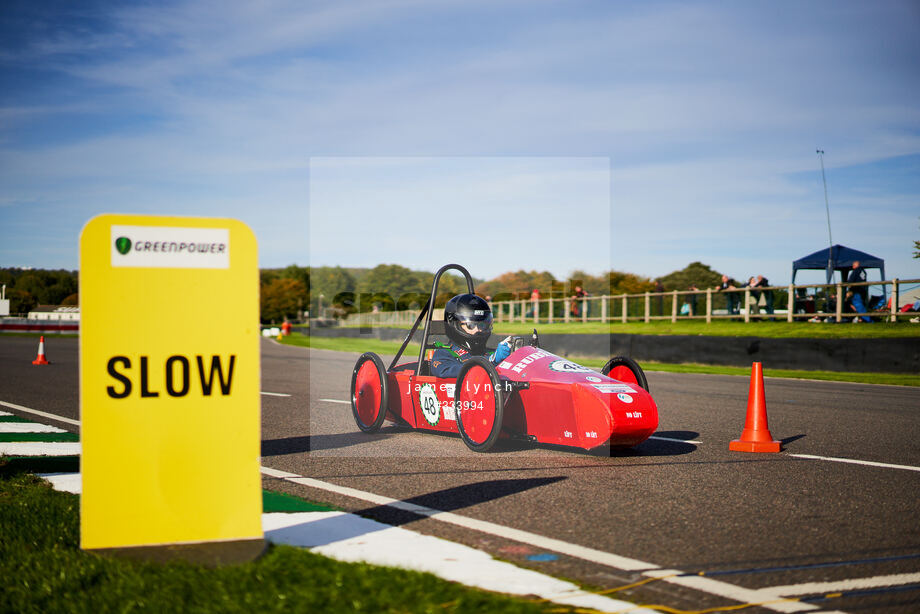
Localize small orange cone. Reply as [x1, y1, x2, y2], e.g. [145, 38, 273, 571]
[729, 362, 780, 453]
[32, 335, 50, 365]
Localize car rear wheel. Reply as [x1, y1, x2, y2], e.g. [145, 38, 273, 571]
[455, 357, 505, 452]
[601, 356, 649, 392]
[351, 352, 388, 433]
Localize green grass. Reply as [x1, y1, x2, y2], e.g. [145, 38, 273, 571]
[0, 432, 80, 442]
[0, 465, 569, 614]
[279, 336, 919, 387]
[351, 319, 920, 338]
[0, 415, 34, 423]
[261, 489, 338, 513]
[7, 318, 920, 340]
[281, 333, 421, 356]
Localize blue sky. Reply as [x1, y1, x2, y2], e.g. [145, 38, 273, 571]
[1, 0, 918, 285]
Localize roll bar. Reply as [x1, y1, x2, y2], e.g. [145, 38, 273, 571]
[387, 264, 475, 375]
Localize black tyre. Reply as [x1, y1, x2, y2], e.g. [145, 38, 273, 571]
[350, 352, 388, 433]
[601, 356, 649, 392]
[454, 357, 505, 452]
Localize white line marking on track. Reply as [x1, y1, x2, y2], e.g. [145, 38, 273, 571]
[642, 570, 819, 613]
[261, 466, 838, 612]
[645, 369, 917, 389]
[263, 512, 658, 613]
[322, 396, 703, 446]
[10, 398, 906, 613]
[260, 465, 657, 572]
[38, 467, 660, 614]
[649, 436, 701, 444]
[261, 391, 292, 397]
[762, 572, 920, 597]
[0, 400, 80, 426]
[790, 453, 920, 473]
[301, 395, 920, 477]
[0, 422, 67, 433]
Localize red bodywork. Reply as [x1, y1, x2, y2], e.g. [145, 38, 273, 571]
[384, 347, 658, 450]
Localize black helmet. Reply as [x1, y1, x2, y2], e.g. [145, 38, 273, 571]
[444, 294, 492, 353]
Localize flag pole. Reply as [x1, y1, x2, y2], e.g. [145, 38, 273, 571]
[817, 149, 834, 282]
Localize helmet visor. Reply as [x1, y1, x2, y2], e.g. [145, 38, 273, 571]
[457, 313, 493, 333]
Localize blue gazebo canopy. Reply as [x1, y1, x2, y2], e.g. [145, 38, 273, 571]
[792, 244, 885, 284]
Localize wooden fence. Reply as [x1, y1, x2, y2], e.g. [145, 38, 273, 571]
[343, 278, 920, 326]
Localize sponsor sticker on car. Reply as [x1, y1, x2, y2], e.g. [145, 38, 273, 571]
[443, 400, 456, 421]
[548, 359, 595, 374]
[592, 383, 636, 394]
[617, 392, 634, 404]
[509, 349, 552, 373]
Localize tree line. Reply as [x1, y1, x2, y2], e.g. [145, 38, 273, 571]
[2, 262, 729, 322]
[0, 268, 78, 315]
[262, 262, 729, 323]
[259, 264, 470, 323]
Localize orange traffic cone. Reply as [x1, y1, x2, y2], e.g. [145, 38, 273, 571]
[32, 335, 50, 365]
[729, 362, 779, 453]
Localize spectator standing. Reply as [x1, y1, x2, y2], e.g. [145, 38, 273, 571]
[714, 275, 739, 315]
[526, 288, 541, 318]
[746, 277, 758, 313]
[751, 275, 774, 316]
[571, 285, 588, 317]
[846, 261, 868, 306]
[825, 290, 836, 318]
[683, 284, 699, 316]
[846, 290, 872, 323]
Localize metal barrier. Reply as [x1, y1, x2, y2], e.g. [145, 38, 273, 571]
[342, 278, 920, 326]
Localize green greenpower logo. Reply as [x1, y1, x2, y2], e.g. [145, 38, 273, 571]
[115, 237, 132, 255]
[110, 225, 230, 269]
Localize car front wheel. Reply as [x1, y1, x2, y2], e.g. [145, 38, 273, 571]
[455, 357, 505, 452]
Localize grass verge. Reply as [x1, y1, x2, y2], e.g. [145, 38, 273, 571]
[0, 462, 566, 614]
[279, 335, 919, 387]
[281, 333, 421, 356]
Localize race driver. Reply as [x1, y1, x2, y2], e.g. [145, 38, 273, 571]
[430, 293, 512, 378]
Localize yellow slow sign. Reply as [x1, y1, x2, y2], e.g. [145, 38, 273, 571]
[80, 215, 262, 556]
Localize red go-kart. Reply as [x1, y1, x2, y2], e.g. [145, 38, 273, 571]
[350, 264, 659, 452]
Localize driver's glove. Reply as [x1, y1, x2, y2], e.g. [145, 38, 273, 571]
[492, 337, 513, 363]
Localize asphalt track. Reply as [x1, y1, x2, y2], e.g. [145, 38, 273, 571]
[3, 335, 919, 613]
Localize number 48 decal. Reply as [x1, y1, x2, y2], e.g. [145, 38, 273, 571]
[419, 383, 440, 425]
